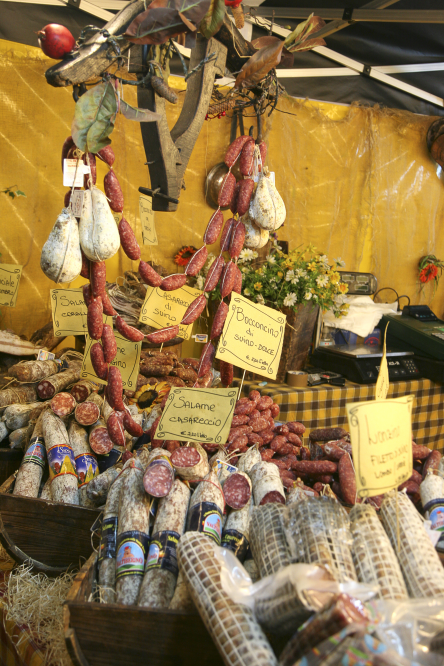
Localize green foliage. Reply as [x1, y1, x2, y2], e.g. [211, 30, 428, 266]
[72, 81, 118, 154]
[2, 186, 26, 199]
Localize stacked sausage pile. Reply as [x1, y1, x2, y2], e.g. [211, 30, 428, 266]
[135, 351, 213, 391]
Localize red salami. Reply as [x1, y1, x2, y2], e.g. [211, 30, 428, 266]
[71, 380, 94, 403]
[220, 218, 234, 252]
[197, 342, 215, 378]
[51, 392, 76, 417]
[91, 343, 108, 380]
[210, 301, 229, 339]
[89, 423, 114, 455]
[118, 217, 141, 260]
[146, 326, 179, 344]
[229, 220, 246, 259]
[220, 360, 233, 388]
[204, 256, 225, 292]
[143, 450, 174, 497]
[101, 290, 117, 316]
[107, 411, 126, 447]
[139, 261, 163, 288]
[236, 179, 254, 217]
[107, 366, 125, 412]
[87, 297, 103, 340]
[185, 245, 208, 277]
[224, 135, 251, 167]
[181, 295, 207, 326]
[239, 138, 255, 176]
[203, 210, 224, 245]
[101, 324, 117, 364]
[123, 411, 143, 437]
[90, 261, 106, 298]
[223, 472, 251, 509]
[171, 447, 201, 467]
[115, 315, 145, 342]
[220, 261, 236, 298]
[104, 169, 124, 212]
[260, 490, 286, 506]
[160, 274, 187, 291]
[75, 401, 100, 426]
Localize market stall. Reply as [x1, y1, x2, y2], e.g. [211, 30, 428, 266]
[1, 0, 444, 665]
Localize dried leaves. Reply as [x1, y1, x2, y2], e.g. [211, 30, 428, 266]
[120, 99, 161, 122]
[72, 81, 117, 154]
[235, 39, 284, 89]
[199, 0, 226, 39]
[124, 0, 211, 45]
[284, 13, 326, 52]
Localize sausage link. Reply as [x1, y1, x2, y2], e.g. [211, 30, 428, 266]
[107, 366, 125, 412]
[220, 218, 234, 252]
[423, 449, 442, 478]
[80, 250, 90, 279]
[227, 435, 249, 453]
[324, 442, 347, 461]
[248, 390, 261, 404]
[87, 297, 103, 340]
[258, 141, 267, 170]
[236, 179, 254, 217]
[115, 315, 145, 342]
[90, 261, 106, 298]
[398, 479, 420, 494]
[185, 245, 208, 277]
[218, 172, 236, 208]
[338, 452, 357, 505]
[257, 396, 273, 411]
[270, 403, 280, 418]
[224, 135, 251, 167]
[146, 325, 179, 344]
[239, 138, 255, 176]
[232, 265, 242, 294]
[197, 342, 215, 378]
[102, 290, 117, 316]
[139, 261, 163, 287]
[292, 460, 338, 475]
[231, 414, 250, 428]
[227, 425, 253, 443]
[220, 360, 233, 388]
[249, 417, 269, 433]
[140, 363, 173, 378]
[309, 427, 347, 442]
[203, 210, 224, 245]
[197, 371, 213, 388]
[82, 283, 92, 307]
[234, 400, 255, 416]
[172, 367, 198, 382]
[287, 421, 306, 435]
[123, 411, 143, 437]
[181, 294, 207, 325]
[97, 145, 115, 166]
[220, 262, 236, 299]
[230, 182, 240, 215]
[104, 169, 124, 213]
[204, 256, 225, 292]
[229, 220, 246, 259]
[107, 411, 126, 447]
[210, 301, 229, 339]
[101, 324, 117, 364]
[412, 443, 432, 460]
[160, 274, 187, 291]
[119, 218, 141, 261]
[275, 425, 289, 436]
[90, 343, 108, 380]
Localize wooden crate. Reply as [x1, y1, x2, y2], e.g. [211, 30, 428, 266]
[65, 553, 224, 666]
[0, 448, 23, 486]
[0, 475, 100, 575]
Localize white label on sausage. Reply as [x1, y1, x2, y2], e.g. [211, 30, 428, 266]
[63, 159, 89, 187]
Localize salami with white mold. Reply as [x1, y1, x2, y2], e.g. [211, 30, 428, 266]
[51, 392, 76, 417]
[37, 363, 82, 400]
[187, 468, 224, 544]
[143, 449, 175, 498]
[86, 464, 121, 503]
[223, 471, 252, 509]
[42, 411, 79, 505]
[98, 467, 127, 603]
[221, 495, 253, 563]
[68, 420, 98, 507]
[170, 443, 209, 481]
[13, 410, 47, 498]
[250, 461, 285, 506]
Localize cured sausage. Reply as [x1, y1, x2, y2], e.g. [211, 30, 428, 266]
[203, 210, 224, 245]
[229, 220, 246, 259]
[249, 504, 291, 578]
[292, 460, 338, 475]
[86, 464, 121, 503]
[230, 182, 240, 214]
[224, 135, 252, 168]
[90, 343, 108, 380]
[197, 342, 215, 378]
[228, 425, 253, 443]
[412, 443, 432, 460]
[75, 400, 100, 426]
[187, 468, 224, 545]
[185, 245, 208, 277]
[13, 411, 47, 498]
[98, 466, 127, 603]
[107, 366, 125, 412]
[118, 217, 141, 260]
[423, 449, 442, 478]
[123, 411, 143, 437]
[42, 411, 79, 505]
[220, 261, 237, 298]
[51, 392, 76, 417]
[160, 274, 187, 291]
[250, 461, 285, 506]
[101, 324, 117, 363]
[37, 364, 82, 400]
[258, 141, 267, 169]
[221, 496, 253, 563]
[338, 453, 357, 505]
[257, 396, 273, 411]
[309, 427, 347, 442]
[204, 255, 225, 292]
[138, 479, 190, 609]
[107, 411, 126, 447]
[90, 261, 106, 298]
[181, 294, 207, 325]
[210, 301, 229, 339]
[97, 145, 115, 166]
[101, 290, 116, 316]
[116, 463, 150, 605]
[69, 420, 99, 507]
[249, 417, 269, 433]
[8, 359, 59, 383]
[236, 179, 254, 217]
[3, 402, 46, 431]
[234, 400, 255, 416]
[171, 367, 198, 383]
[114, 315, 145, 342]
[223, 471, 251, 509]
[139, 261, 163, 288]
[87, 297, 103, 340]
[171, 443, 209, 481]
[287, 421, 306, 435]
[89, 420, 114, 455]
[143, 449, 174, 497]
[220, 218, 234, 252]
[71, 380, 94, 403]
[232, 265, 242, 294]
[239, 138, 255, 176]
[104, 169, 124, 212]
[220, 360, 234, 387]
[146, 325, 179, 344]
[218, 171, 236, 208]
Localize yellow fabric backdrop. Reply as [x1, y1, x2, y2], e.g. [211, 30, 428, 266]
[1, 39, 443, 349]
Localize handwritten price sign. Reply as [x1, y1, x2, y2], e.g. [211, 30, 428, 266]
[0, 264, 22, 307]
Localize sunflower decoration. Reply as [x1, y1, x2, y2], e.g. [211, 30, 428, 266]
[174, 246, 197, 267]
[129, 381, 171, 412]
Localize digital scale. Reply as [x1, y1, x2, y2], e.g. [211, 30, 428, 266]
[311, 345, 421, 384]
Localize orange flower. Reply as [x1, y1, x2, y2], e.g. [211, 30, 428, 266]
[174, 246, 197, 266]
[419, 265, 438, 283]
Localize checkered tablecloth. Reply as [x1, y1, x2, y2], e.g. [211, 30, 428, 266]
[233, 378, 444, 450]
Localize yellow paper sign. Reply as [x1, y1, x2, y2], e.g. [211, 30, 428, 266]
[155, 387, 237, 444]
[51, 288, 111, 337]
[0, 263, 22, 307]
[139, 194, 158, 245]
[346, 395, 414, 498]
[81, 331, 141, 390]
[375, 323, 389, 400]
[216, 294, 286, 380]
[139, 284, 203, 341]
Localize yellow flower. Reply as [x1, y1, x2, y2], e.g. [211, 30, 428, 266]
[284, 259, 294, 269]
[339, 282, 348, 294]
[329, 271, 340, 284]
[277, 271, 283, 278]
[255, 268, 263, 275]
[254, 282, 262, 291]
[307, 262, 317, 272]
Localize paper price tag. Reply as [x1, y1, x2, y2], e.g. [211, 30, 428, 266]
[0, 263, 22, 307]
[70, 190, 84, 218]
[63, 159, 89, 187]
[51, 287, 112, 337]
[37, 349, 55, 361]
[155, 387, 237, 445]
[139, 284, 203, 341]
[81, 331, 142, 390]
[346, 394, 414, 498]
[193, 334, 208, 343]
[139, 194, 158, 245]
[216, 293, 286, 380]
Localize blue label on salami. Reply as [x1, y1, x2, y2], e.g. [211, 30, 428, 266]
[425, 499, 444, 531]
[97, 448, 122, 474]
[221, 529, 249, 563]
[98, 516, 118, 563]
[23, 437, 46, 470]
[187, 501, 222, 545]
[75, 453, 99, 487]
[146, 530, 180, 576]
[47, 444, 76, 481]
[116, 530, 150, 579]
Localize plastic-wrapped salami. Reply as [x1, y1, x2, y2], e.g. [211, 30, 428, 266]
[178, 532, 278, 666]
[42, 411, 79, 506]
[249, 461, 285, 506]
[37, 363, 82, 400]
[170, 443, 209, 481]
[116, 462, 150, 605]
[13, 410, 47, 497]
[143, 449, 175, 498]
[138, 479, 190, 608]
[68, 421, 99, 508]
[221, 496, 253, 563]
[249, 504, 291, 579]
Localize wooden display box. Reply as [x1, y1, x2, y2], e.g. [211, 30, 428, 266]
[0, 448, 23, 486]
[0, 475, 100, 575]
[64, 553, 224, 666]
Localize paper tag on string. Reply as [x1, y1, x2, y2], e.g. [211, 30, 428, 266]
[63, 159, 89, 187]
[0, 264, 22, 307]
[37, 349, 55, 361]
[139, 194, 158, 245]
[51, 287, 112, 337]
[139, 284, 202, 340]
[193, 334, 208, 343]
[346, 395, 414, 498]
[375, 323, 389, 400]
[71, 190, 84, 217]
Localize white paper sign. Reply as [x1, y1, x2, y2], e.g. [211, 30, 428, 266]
[63, 159, 89, 187]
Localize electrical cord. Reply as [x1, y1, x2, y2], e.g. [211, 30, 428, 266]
[373, 287, 411, 311]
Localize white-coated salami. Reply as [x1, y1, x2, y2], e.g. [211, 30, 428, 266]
[86, 464, 121, 503]
[42, 411, 79, 506]
[13, 410, 47, 498]
[68, 421, 99, 507]
[40, 478, 52, 501]
[143, 449, 174, 498]
[237, 446, 262, 475]
[138, 479, 190, 608]
[249, 461, 285, 506]
[170, 443, 209, 481]
[223, 471, 252, 510]
[3, 402, 46, 431]
[221, 496, 253, 563]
